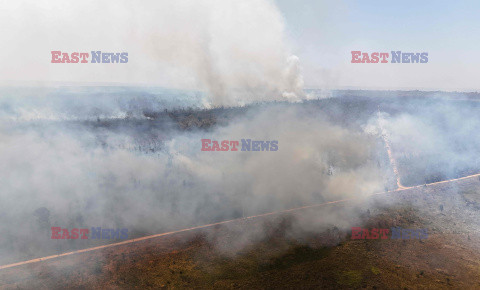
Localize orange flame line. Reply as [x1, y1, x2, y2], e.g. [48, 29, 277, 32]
[2, 171, 480, 271]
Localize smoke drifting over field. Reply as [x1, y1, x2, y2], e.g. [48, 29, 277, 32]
[0, 0, 306, 105]
[0, 94, 388, 264]
[368, 99, 480, 187]
[3, 89, 480, 270]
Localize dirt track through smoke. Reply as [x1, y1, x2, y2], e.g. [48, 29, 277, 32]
[1, 109, 479, 273]
[1, 170, 480, 272]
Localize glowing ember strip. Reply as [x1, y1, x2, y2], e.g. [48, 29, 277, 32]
[382, 133, 406, 189]
[1, 172, 480, 271]
[378, 107, 406, 189]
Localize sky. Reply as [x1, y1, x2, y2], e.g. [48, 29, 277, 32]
[276, 0, 480, 91]
[0, 0, 479, 92]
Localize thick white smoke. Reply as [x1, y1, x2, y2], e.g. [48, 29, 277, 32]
[0, 0, 306, 105]
[0, 104, 385, 264]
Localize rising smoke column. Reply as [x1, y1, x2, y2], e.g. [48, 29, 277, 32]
[0, 0, 306, 105]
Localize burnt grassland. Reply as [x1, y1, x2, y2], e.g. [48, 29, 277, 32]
[2, 178, 480, 289]
[4, 91, 480, 288]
